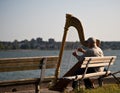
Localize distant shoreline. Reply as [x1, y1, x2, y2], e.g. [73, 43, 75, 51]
[1, 39, 120, 50]
[0, 48, 119, 51]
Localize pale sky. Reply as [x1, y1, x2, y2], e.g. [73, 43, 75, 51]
[0, 0, 120, 42]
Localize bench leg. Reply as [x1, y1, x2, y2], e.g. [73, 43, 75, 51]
[111, 73, 120, 85]
[35, 83, 39, 93]
[35, 83, 41, 93]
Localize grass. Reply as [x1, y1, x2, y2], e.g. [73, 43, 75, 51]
[64, 84, 120, 93]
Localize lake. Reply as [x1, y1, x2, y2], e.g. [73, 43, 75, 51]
[0, 49, 120, 81]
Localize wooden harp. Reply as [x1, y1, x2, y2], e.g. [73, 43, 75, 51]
[55, 14, 86, 78]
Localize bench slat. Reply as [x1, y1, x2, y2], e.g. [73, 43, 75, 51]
[0, 64, 57, 72]
[83, 59, 115, 64]
[81, 56, 116, 68]
[0, 56, 58, 63]
[81, 63, 114, 68]
[0, 56, 58, 72]
[0, 60, 57, 69]
[84, 56, 116, 61]
[0, 59, 58, 67]
[63, 71, 111, 80]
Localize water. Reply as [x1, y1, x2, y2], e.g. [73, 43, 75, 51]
[0, 49, 120, 81]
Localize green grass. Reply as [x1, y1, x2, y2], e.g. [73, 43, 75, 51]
[65, 84, 120, 93]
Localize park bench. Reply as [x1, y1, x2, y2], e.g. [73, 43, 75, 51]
[51, 56, 119, 91]
[0, 56, 59, 93]
[63, 56, 117, 87]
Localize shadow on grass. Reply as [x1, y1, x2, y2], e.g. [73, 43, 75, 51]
[64, 84, 120, 93]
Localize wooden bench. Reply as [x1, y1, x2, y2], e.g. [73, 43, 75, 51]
[0, 56, 59, 93]
[63, 56, 117, 85]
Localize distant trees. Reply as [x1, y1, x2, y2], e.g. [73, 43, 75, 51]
[0, 42, 13, 50]
[0, 43, 5, 49]
[0, 37, 120, 50]
[0, 37, 58, 50]
[20, 40, 30, 49]
[13, 40, 19, 49]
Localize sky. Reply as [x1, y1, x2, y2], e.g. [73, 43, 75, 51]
[0, 0, 120, 42]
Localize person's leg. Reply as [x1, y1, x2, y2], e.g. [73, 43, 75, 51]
[84, 68, 96, 89]
[72, 68, 85, 89]
[72, 80, 78, 89]
[84, 79, 94, 89]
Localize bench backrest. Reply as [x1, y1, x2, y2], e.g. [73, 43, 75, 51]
[62, 56, 117, 81]
[0, 56, 59, 72]
[81, 56, 116, 69]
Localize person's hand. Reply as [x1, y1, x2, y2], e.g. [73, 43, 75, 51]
[77, 47, 85, 53]
[72, 51, 77, 57]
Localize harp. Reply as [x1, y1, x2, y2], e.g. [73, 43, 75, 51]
[55, 14, 86, 78]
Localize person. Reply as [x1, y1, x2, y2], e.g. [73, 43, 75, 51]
[72, 37, 104, 89]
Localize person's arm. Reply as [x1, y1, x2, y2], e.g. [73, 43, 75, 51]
[77, 47, 86, 54]
[72, 49, 85, 61]
[72, 50, 78, 57]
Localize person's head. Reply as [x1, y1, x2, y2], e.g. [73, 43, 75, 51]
[85, 37, 97, 48]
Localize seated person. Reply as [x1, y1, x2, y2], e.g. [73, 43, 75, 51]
[72, 37, 104, 89]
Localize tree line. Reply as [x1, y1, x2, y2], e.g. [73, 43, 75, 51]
[0, 37, 120, 50]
